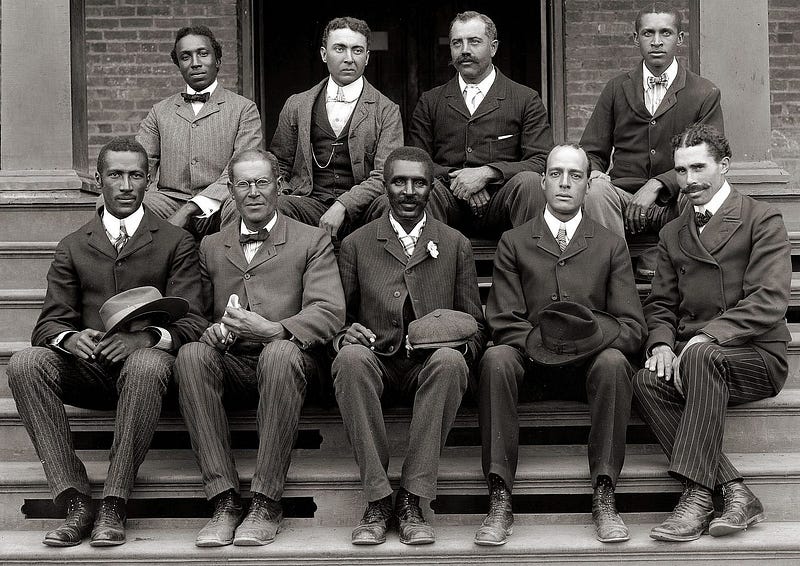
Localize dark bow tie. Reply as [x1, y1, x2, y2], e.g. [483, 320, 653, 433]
[181, 92, 210, 104]
[647, 74, 668, 87]
[695, 210, 713, 227]
[239, 229, 270, 244]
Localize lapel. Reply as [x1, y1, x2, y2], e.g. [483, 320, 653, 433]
[86, 212, 118, 260]
[678, 206, 717, 265]
[443, 76, 472, 120]
[349, 78, 376, 134]
[560, 217, 592, 261]
[699, 188, 743, 254]
[116, 210, 155, 261]
[225, 213, 285, 273]
[407, 218, 440, 270]
[299, 79, 328, 177]
[377, 213, 412, 266]
[621, 65, 652, 120]
[470, 69, 505, 121]
[193, 85, 225, 122]
[531, 214, 562, 258]
[653, 62, 686, 119]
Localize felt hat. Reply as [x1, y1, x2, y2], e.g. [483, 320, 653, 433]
[99, 286, 189, 336]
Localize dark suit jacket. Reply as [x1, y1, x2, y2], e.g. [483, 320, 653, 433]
[580, 62, 723, 198]
[644, 188, 791, 392]
[199, 213, 345, 350]
[32, 208, 205, 349]
[486, 213, 646, 357]
[408, 69, 553, 183]
[338, 214, 486, 361]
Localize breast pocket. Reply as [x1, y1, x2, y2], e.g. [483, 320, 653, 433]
[488, 134, 519, 161]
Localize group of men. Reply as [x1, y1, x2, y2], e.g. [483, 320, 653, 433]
[7, 1, 791, 552]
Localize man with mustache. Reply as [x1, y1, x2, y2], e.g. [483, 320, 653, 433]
[633, 124, 791, 542]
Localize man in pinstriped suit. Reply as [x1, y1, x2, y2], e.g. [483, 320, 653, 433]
[632, 124, 791, 542]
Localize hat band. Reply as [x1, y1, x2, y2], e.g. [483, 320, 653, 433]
[103, 302, 148, 332]
[541, 328, 603, 356]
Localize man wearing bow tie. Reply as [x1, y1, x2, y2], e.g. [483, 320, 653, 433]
[136, 25, 264, 238]
[633, 124, 791, 542]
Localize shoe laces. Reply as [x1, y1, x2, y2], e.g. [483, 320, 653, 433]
[593, 482, 619, 518]
[362, 498, 392, 523]
[485, 478, 512, 522]
[95, 498, 124, 524]
[396, 492, 427, 524]
[671, 483, 711, 520]
[209, 492, 241, 523]
[246, 495, 281, 522]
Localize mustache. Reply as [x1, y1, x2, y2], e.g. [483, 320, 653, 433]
[680, 182, 711, 194]
[452, 55, 477, 65]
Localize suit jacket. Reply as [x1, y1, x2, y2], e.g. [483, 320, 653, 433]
[644, 188, 791, 392]
[199, 213, 345, 350]
[32, 208, 205, 349]
[270, 78, 403, 219]
[580, 62, 723, 198]
[338, 214, 486, 360]
[408, 69, 553, 183]
[136, 86, 264, 202]
[487, 213, 646, 357]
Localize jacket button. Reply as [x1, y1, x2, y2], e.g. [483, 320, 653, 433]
[466, 147, 473, 153]
[650, 149, 656, 155]
[558, 260, 565, 266]
[718, 309, 724, 315]
[116, 261, 122, 266]
[393, 291, 400, 298]
[651, 120, 656, 125]
[191, 158, 198, 164]
[388, 345, 394, 352]
[551, 294, 558, 301]
[192, 123, 198, 128]
[244, 273, 250, 280]
[405, 269, 412, 274]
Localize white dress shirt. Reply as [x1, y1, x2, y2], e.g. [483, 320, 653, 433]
[458, 66, 496, 115]
[694, 180, 731, 234]
[326, 76, 363, 137]
[544, 206, 583, 247]
[241, 212, 278, 263]
[643, 58, 677, 115]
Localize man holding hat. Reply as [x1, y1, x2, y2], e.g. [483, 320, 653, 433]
[475, 143, 646, 546]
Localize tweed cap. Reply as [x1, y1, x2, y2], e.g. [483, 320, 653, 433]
[407, 308, 478, 349]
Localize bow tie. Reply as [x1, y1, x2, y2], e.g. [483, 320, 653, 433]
[181, 92, 210, 103]
[647, 74, 669, 88]
[239, 229, 270, 244]
[695, 210, 713, 227]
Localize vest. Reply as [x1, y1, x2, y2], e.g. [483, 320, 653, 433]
[310, 89, 355, 204]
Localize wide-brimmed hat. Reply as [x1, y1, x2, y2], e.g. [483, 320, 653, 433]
[99, 286, 189, 336]
[526, 301, 621, 366]
[407, 308, 478, 350]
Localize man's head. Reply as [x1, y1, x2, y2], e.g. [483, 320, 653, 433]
[449, 11, 498, 84]
[321, 17, 370, 87]
[171, 26, 222, 91]
[633, 4, 683, 75]
[227, 149, 282, 231]
[384, 147, 434, 230]
[541, 144, 591, 222]
[672, 123, 731, 207]
[95, 137, 150, 220]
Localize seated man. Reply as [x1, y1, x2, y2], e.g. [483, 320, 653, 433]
[476, 144, 646, 546]
[332, 146, 485, 545]
[633, 124, 790, 542]
[7, 137, 205, 547]
[174, 148, 345, 547]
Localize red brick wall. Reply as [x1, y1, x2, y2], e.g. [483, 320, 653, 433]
[769, 0, 800, 187]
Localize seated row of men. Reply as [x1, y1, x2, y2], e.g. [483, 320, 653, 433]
[8, 120, 790, 549]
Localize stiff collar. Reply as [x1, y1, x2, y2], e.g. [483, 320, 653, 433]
[543, 207, 582, 241]
[643, 58, 677, 91]
[326, 76, 364, 102]
[186, 79, 218, 96]
[103, 205, 144, 239]
[389, 212, 426, 240]
[694, 180, 731, 215]
[458, 66, 497, 94]
[240, 211, 278, 235]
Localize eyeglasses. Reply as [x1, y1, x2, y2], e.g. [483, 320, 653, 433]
[232, 178, 275, 190]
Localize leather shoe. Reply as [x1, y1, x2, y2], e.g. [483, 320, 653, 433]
[196, 489, 244, 547]
[90, 496, 127, 546]
[709, 480, 765, 537]
[650, 481, 714, 542]
[474, 474, 513, 546]
[395, 488, 435, 545]
[592, 476, 629, 543]
[352, 495, 393, 545]
[43, 490, 94, 547]
[233, 493, 282, 545]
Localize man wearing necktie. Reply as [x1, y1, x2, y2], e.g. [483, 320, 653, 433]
[173, 149, 345, 547]
[135, 25, 264, 238]
[633, 124, 791, 542]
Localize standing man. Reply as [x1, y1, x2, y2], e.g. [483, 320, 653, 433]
[174, 149, 345, 547]
[7, 138, 205, 547]
[476, 144, 646, 546]
[633, 124, 791, 542]
[136, 25, 264, 237]
[332, 146, 485, 546]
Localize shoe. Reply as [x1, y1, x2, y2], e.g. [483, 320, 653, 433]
[592, 476, 629, 543]
[709, 480, 765, 537]
[43, 491, 94, 547]
[650, 481, 714, 542]
[351, 495, 393, 545]
[233, 493, 282, 546]
[474, 474, 513, 546]
[395, 488, 435, 545]
[89, 496, 127, 546]
[196, 489, 244, 547]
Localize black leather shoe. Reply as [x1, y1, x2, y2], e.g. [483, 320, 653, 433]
[43, 491, 94, 547]
[90, 496, 127, 546]
[592, 476, 629, 543]
[196, 489, 244, 547]
[395, 488, 435, 545]
[474, 474, 513, 546]
[650, 481, 714, 542]
[233, 494, 282, 546]
[352, 495, 393, 545]
[709, 480, 765, 537]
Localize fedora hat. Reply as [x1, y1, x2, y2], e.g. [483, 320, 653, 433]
[99, 286, 189, 336]
[526, 301, 621, 366]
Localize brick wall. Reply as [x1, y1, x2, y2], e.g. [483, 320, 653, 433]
[769, 0, 800, 187]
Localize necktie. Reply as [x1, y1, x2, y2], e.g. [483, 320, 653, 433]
[398, 233, 417, 257]
[239, 229, 270, 244]
[647, 74, 668, 88]
[333, 86, 347, 103]
[114, 222, 129, 255]
[695, 210, 713, 227]
[181, 92, 210, 103]
[463, 84, 482, 114]
[556, 224, 568, 252]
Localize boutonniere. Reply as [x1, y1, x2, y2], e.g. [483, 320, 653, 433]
[427, 241, 439, 258]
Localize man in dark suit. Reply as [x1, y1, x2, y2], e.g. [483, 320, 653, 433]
[7, 137, 205, 547]
[173, 149, 345, 547]
[633, 124, 791, 541]
[476, 144, 646, 546]
[332, 146, 486, 545]
[136, 25, 263, 237]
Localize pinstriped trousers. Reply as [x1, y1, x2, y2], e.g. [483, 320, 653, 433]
[632, 343, 775, 490]
[174, 340, 317, 501]
[7, 346, 173, 502]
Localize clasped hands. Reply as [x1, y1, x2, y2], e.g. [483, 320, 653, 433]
[449, 166, 499, 218]
[644, 334, 714, 395]
[63, 328, 156, 365]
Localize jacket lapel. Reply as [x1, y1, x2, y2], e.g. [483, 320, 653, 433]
[653, 63, 686, 119]
[678, 207, 717, 264]
[349, 79, 376, 133]
[116, 211, 155, 260]
[299, 79, 327, 179]
[223, 222, 250, 274]
[560, 217, 591, 261]
[406, 219, 440, 270]
[443, 76, 472, 120]
[246, 213, 284, 271]
[173, 92, 196, 124]
[192, 86, 225, 122]
[377, 214, 411, 266]
[469, 70, 505, 121]
[621, 66, 651, 120]
[700, 189, 743, 254]
[531, 214, 562, 258]
[86, 213, 118, 260]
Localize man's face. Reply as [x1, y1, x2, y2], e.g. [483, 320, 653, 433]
[321, 27, 370, 87]
[541, 146, 590, 221]
[674, 143, 728, 207]
[634, 12, 683, 74]
[96, 151, 149, 219]
[175, 33, 220, 91]
[449, 18, 497, 83]
[228, 158, 281, 230]
[386, 159, 431, 226]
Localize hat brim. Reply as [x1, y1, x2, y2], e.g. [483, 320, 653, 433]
[104, 297, 190, 336]
[526, 310, 621, 366]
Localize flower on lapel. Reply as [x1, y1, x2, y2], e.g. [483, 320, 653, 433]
[427, 241, 439, 259]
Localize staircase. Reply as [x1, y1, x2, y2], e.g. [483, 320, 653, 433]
[1, 184, 800, 565]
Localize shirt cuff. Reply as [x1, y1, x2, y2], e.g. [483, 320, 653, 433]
[147, 326, 173, 351]
[50, 330, 77, 352]
[189, 195, 221, 218]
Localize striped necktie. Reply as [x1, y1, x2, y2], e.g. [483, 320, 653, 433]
[556, 224, 568, 252]
[113, 222, 129, 255]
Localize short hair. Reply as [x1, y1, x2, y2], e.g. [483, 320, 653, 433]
[228, 148, 281, 182]
[671, 123, 732, 162]
[322, 17, 371, 50]
[97, 137, 149, 175]
[546, 143, 591, 178]
[449, 11, 498, 42]
[635, 3, 683, 33]
[170, 25, 222, 65]
[384, 146, 434, 184]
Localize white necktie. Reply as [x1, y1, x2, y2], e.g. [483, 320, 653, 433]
[464, 84, 483, 115]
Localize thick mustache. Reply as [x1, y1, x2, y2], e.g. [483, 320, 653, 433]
[452, 55, 476, 65]
[680, 182, 711, 194]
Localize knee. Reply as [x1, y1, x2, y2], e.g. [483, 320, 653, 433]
[587, 348, 632, 388]
[7, 347, 54, 393]
[428, 346, 469, 372]
[479, 345, 522, 387]
[508, 171, 541, 189]
[174, 342, 217, 385]
[122, 348, 173, 391]
[631, 366, 657, 397]
[258, 339, 305, 377]
[678, 343, 724, 385]
[332, 344, 379, 391]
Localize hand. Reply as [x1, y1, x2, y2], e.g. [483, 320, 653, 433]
[220, 307, 286, 343]
[467, 189, 490, 217]
[200, 323, 235, 351]
[142, 189, 179, 219]
[671, 334, 714, 395]
[340, 323, 376, 349]
[63, 329, 104, 360]
[625, 179, 662, 234]
[644, 344, 678, 380]
[92, 330, 156, 364]
[449, 166, 498, 200]
[168, 202, 200, 228]
[319, 201, 347, 238]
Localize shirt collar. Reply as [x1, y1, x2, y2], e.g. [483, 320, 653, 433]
[458, 66, 497, 95]
[643, 58, 678, 90]
[240, 211, 278, 235]
[543, 206, 582, 240]
[187, 79, 218, 96]
[389, 212, 426, 240]
[326, 76, 364, 102]
[694, 181, 731, 215]
[103, 205, 144, 238]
